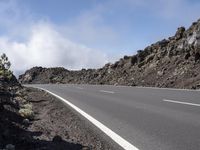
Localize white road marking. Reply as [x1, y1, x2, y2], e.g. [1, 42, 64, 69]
[35, 87, 139, 150]
[163, 99, 200, 107]
[76, 87, 83, 89]
[115, 85, 200, 92]
[99, 90, 115, 94]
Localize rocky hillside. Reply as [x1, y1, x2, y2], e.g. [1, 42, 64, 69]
[19, 19, 200, 89]
[1, 56, 118, 150]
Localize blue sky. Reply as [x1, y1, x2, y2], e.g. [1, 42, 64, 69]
[0, 0, 200, 75]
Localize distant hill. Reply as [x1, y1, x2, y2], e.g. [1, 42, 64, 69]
[19, 19, 200, 89]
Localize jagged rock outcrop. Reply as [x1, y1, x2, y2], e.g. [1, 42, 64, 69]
[19, 19, 200, 89]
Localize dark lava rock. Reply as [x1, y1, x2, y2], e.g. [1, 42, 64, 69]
[5, 144, 15, 150]
[52, 135, 63, 143]
[175, 26, 185, 40]
[22, 118, 30, 126]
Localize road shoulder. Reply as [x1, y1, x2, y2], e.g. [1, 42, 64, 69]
[27, 87, 122, 150]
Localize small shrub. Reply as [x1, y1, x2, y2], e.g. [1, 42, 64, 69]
[24, 103, 32, 108]
[15, 96, 26, 102]
[0, 69, 13, 80]
[19, 104, 34, 119]
[0, 53, 13, 80]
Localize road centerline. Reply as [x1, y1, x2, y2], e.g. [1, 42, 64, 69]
[99, 90, 115, 94]
[163, 99, 200, 107]
[76, 87, 83, 89]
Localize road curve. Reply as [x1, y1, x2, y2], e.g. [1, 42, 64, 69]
[26, 84, 200, 150]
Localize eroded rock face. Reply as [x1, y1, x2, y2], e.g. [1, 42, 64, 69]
[19, 19, 200, 89]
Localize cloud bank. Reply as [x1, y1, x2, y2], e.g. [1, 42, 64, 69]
[0, 0, 111, 76]
[0, 22, 108, 75]
[0, 0, 199, 76]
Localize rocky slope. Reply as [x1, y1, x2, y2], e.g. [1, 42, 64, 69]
[1, 67, 118, 149]
[19, 19, 200, 89]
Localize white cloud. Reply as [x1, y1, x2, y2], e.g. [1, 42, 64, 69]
[0, 22, 108, 75]
[0, 0, 199, 76]
[0, 0, 115, 76]
[61, 3, 119, 49]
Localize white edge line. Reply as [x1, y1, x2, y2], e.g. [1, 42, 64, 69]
[163, 99, 200, 107]
[35, 87, 139, 150]
[99, 90, 115, 94]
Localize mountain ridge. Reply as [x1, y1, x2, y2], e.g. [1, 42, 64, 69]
[19, 18, 200, 89]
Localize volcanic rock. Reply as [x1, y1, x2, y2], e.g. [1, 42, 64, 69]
[19, 19, 200, 89]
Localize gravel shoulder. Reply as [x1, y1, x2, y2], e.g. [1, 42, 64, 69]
[0, 86, 122, 150]
[25, 87, 121, 150]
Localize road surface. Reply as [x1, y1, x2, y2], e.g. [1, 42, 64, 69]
[26, 84, 200, 150]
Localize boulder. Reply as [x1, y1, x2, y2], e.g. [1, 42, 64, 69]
[175, 27, 185, 40]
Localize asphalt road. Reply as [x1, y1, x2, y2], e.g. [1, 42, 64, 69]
[26, 84, 200, 150]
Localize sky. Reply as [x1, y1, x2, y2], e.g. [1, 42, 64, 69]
[0, 0, 199, 75]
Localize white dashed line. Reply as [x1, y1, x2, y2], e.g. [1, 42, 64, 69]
[76, 87, 83, 89]
[99, 90, 115, 94]
[163, 99, 200, 107]
[35, 87, 139, 150]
